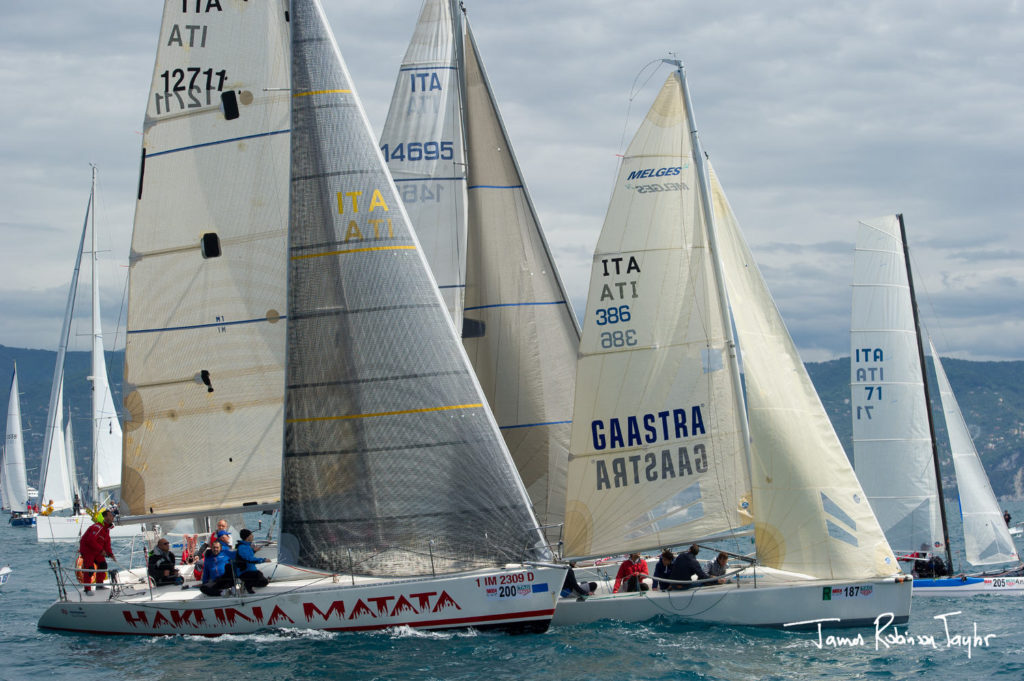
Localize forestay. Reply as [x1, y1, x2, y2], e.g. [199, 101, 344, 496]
[850, 215, 944, 556]
[929, 339, 1018, 566]
[564, 75, 751, 558]
[713, 172, 898, 580]
[121, 0, 290, 516]
[279, 0, 548, 577]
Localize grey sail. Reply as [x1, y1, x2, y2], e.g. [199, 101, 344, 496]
[279, 0, 547, 577]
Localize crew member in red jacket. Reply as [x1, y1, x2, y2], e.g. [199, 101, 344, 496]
[79, 509, 116, 592]
[613, 553, 650, 593]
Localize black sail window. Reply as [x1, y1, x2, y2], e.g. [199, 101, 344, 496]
[221, 90, 240, 120]
[201, 233, 222, 259]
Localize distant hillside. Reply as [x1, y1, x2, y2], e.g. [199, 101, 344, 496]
[2, 344, 1022, 499]
[805, 357, 1024, 499]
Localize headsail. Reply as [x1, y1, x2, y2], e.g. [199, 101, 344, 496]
[851, 215, 945, 556]
[564, 75, 751, 558]
[459, 13, 580, 544]
[929, 340, 1018, 565]
[40, 383, 73, 511]
[279, 0, 547, 577]
[3, 368, 30, 512]
[89, 170, 123, 500]
[121, 0, 290, 517]
[713, 172, 898, 579]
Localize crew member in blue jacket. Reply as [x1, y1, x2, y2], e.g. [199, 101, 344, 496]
[199, 541, 235, 596]
[235, 529, 269, 593]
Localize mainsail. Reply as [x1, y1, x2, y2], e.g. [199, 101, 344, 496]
[121, 0, 290, 517]
[851, 215, 945, 556]
[564, 75, 751, 558]
[3, 368, 30, 513]
[381, 0, 580, 543]
[929, 339, 1018, 566]
[279, 0, 547, 577]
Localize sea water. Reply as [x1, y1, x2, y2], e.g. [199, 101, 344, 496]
[2, 504, 1023, 681]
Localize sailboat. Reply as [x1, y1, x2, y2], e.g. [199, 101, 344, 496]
[851, 214, 1024, 595]
[3, 366, 36, 527]
[551, 62, 911, 629]
[35, 168, 141, 542]
[39, 0, 564, 636]
[380, 0, 580, 546]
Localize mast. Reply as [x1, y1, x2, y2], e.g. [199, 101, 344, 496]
[898, 213, 954, 571]
[89, 165, 99, 504]
[673, 61, 756, 497]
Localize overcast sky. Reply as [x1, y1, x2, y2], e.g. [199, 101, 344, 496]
[1, 1, 1022, 362]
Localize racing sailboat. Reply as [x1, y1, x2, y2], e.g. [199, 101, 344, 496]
[551, 61, 911, 628]
[851, 214, 1023, 595]
[39, 0, 563, 635]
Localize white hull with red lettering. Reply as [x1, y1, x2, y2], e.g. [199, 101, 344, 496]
[38, 563, 562, 635]
[553, 569, 912, 629]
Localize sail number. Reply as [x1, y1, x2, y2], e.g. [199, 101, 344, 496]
[600, 329, 638, 349]
[398, 182, 445, 205]
[595, 305, 631, 325]
[154, 67, 228, 115]
[381, 141, 454, 163]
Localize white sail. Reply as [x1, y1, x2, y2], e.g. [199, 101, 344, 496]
[121, 0, 290, 517]
[3, 368, 30, 512]
[712, 171, 898, 579]
[382, 1, 580, 543]
[90, 175, 123, 498]
[851, 215, 944, 555]
[40, 383, 73, 511]
[63, 408, 79, 501]
[280, 0, 548, 576]
[379, 0, 467, 328]
[564, 75, 751, 558]
[929, 339, 1018, 566]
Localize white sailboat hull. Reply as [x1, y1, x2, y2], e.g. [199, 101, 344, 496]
[552, 570, 912, 630]
[35, 515, 147, 542]
[912, 573, 1024, 596]
[39, 563, 563, 635]
[0, 566, 11, 589]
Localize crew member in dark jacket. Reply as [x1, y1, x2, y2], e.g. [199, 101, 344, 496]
[147, 537, 183, 586]
[235, 529, 269, 593]
[668, 544, 709, 589]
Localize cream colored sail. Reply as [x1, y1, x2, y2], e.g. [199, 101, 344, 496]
[460, 15, 579, 543]
[121, 0, 289, 516]
[929, 339, 1018, 566]
[712, 171, 898, 579]
[564, 75, 750, 558]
